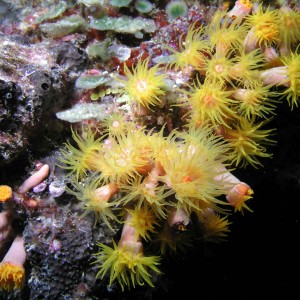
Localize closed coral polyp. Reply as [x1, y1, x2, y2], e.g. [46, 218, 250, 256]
[0, 185, 12, 203]
[227, 0, 253, 19]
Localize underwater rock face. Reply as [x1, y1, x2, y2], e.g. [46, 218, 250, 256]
[0, 35, 85, 166]
[19, 158, 120, 300]
[53, 41, 89, 81]
[23, 205, 95, 300]
[0, 79, 25, 163]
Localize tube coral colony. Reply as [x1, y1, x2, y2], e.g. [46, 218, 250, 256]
[0, 0, 300, 295]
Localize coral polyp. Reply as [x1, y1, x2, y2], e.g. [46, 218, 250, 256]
[94, 239, 161, 291]
[244, 4, 281, 51]
[66, 177, 119, 229]
[222, 117, 276, 168]
[93, 210, 162, 290]
[207, 10, 247, 56]
[184, 77, 237, 128]
[58, 126, 104, 180]
[280, 52, 300, 109]
[166, 22, 209, 71]
[99, 127, 155, 183]
[158, 144, 228, 212]
[122, 58, 167, 110]
[0, 185, 13, 203]
[0, 262, 25, 291]
[279, 6, 300, 51]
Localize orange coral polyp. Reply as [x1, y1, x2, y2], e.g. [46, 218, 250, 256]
[94, 239, 161, 291]
[198, 208, 231, 242]
[223, 117, 275, 168]
[0, 185, 12, 202]
[93, 183, 119, 203]
[0, 262, 25, 291]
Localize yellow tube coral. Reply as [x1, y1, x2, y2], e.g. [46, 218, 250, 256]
[0, 235, 26, 291]
[122, 57, 167, 110]
[0, 262, 25, 291]
[93, 211, 161, 290]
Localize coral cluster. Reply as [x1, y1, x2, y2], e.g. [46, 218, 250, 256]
[59, 119, 245, 289]
[0, 0, 300, 297]
[55, 0, 300, 291]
